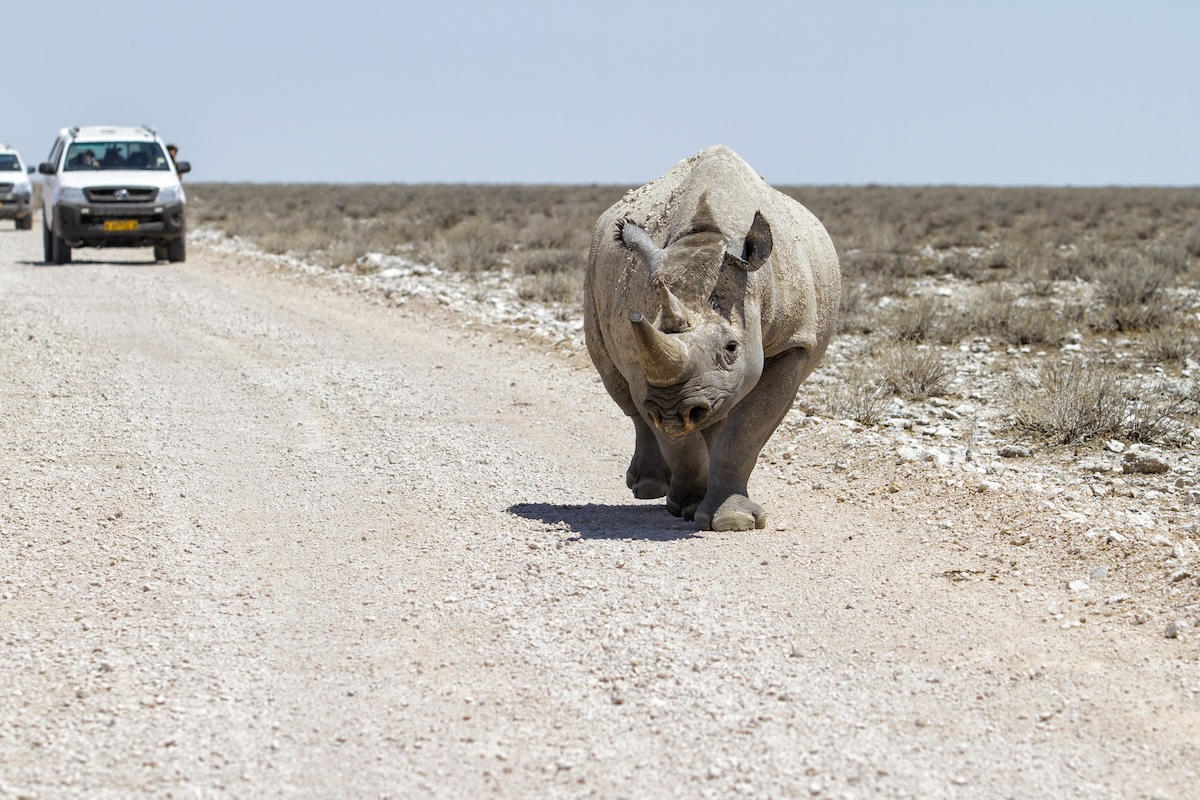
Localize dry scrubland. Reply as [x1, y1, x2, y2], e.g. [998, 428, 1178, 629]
[189, 182, 1200, 449]
[5, 182, 1199, 797]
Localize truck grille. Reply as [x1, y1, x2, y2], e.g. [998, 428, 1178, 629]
[0, 183, 12, 193]
[84, 186, 158, 203]
[85, 206, 165, 219]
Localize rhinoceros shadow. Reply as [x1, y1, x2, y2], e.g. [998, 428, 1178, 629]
[507, 502, 700, 542]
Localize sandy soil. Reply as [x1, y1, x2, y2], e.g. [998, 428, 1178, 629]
[1, 222, 1198, 800]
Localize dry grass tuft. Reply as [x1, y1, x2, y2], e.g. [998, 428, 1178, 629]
[817, 367, 893, 426]
[1122, 380, 1198, 446]
[1143, 328, 1198, 363]
[965, 286, 1068, 346]
[1006, 360, 1197, 446]
[1008, 359, 1127, 445]
[876, 343, 955, 400]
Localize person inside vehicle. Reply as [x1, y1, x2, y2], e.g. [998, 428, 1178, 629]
[166, 143, 182, 179]
[70, 149, 99, 169]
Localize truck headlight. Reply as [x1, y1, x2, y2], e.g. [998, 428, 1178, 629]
[60, 187, 86, 204]
[157, 185, 183, 204]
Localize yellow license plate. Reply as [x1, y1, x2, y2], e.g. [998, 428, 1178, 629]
[104, 219, 139, 232]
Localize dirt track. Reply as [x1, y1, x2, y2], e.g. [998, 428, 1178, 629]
[1, 224, 1197, 799]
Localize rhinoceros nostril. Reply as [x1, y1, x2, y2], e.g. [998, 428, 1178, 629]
[685, 401, 711, 429]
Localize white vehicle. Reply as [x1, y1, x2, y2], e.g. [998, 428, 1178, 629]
[0, 144, 34, 230]
[39, 125, 190, 264]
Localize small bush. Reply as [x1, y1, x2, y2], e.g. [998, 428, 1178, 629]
[517, 271, 584, 305]
[1095, 254, 1174, 331]
[1143, 328, 1198, 363]
[876, 342, 955, 400]
[968, 287, 1067, 346]
[1008, 359, 1127, 445]
[1123, 379, 1197, 445]
[438, 217, 510, 273]
[837, 279, 866, 334]
[816, 367, 893, 425]
[1184, 224, 1200, 259]
[887, 296, 942, 343]
[1147, 241, 1189, 273]
[518, 248, 583, 276]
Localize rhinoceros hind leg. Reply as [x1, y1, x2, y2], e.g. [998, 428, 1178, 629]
[626, 416, 671, 499]
[696, 495, 767, 531]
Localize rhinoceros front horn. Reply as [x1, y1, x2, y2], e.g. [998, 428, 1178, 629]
[630, 312, 690, 386]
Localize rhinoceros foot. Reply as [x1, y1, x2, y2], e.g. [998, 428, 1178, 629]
[696, 495, 767, 532]
[625, 455, 670, 499]
[664, 484, 706, 522]
[629, 476, 669, 499]
[626, 423, 673, 499]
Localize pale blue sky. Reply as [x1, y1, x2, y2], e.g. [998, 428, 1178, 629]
[8, 1, 1198, 185]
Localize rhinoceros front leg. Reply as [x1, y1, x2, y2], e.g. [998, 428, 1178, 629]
[695, 348, 811, 531]
[626, 414, 671, 498]
[655, 429, 709, 520]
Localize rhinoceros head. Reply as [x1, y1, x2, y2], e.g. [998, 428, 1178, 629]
[617, 196, 773, 437]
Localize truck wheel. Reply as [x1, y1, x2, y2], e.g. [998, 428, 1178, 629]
[167, 237, 185, 263]
[154, 244, 168, 261]
[52, 232, 71, 265]
[16, 215, 32, 230]
[43, 222, 52, 263]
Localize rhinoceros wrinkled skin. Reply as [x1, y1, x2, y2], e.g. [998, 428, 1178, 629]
[583, 145, 841, 531]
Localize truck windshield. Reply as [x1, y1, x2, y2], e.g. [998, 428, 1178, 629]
[65, 142, 170, 171]
[0, 154, 21, 171]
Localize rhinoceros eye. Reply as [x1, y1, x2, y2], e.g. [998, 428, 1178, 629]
[724, 340, 740, 362]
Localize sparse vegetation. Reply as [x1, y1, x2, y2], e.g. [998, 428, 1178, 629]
[1008, 359, 1128, 445]
[876, 342, 955, 400]
[188, 182, 612, 295]
[818, 365, 893, 426]
[186, 182, 1200, 453]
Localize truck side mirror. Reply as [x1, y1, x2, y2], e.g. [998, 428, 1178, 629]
[175, 161, 191, 175]
[38, 162, 56, 175]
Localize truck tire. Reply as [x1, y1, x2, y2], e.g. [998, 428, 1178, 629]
[167, 237, 185, 263]
[154, 243, 169, 261]
[16, 215, 32, 230]
[43, 222, 52, 263]
[51, 231, 71, 265]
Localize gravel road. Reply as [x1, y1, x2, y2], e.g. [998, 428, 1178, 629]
[1, 223, 1198, 800]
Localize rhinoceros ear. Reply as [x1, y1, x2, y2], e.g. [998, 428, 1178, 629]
[741, 211, 773, 270]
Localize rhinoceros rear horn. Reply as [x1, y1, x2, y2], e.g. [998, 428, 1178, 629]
[616, 218, 666, 273]
[630, 312, 691, 386]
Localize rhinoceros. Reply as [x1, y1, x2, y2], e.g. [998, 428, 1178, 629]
[583, 145, 841, 531]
